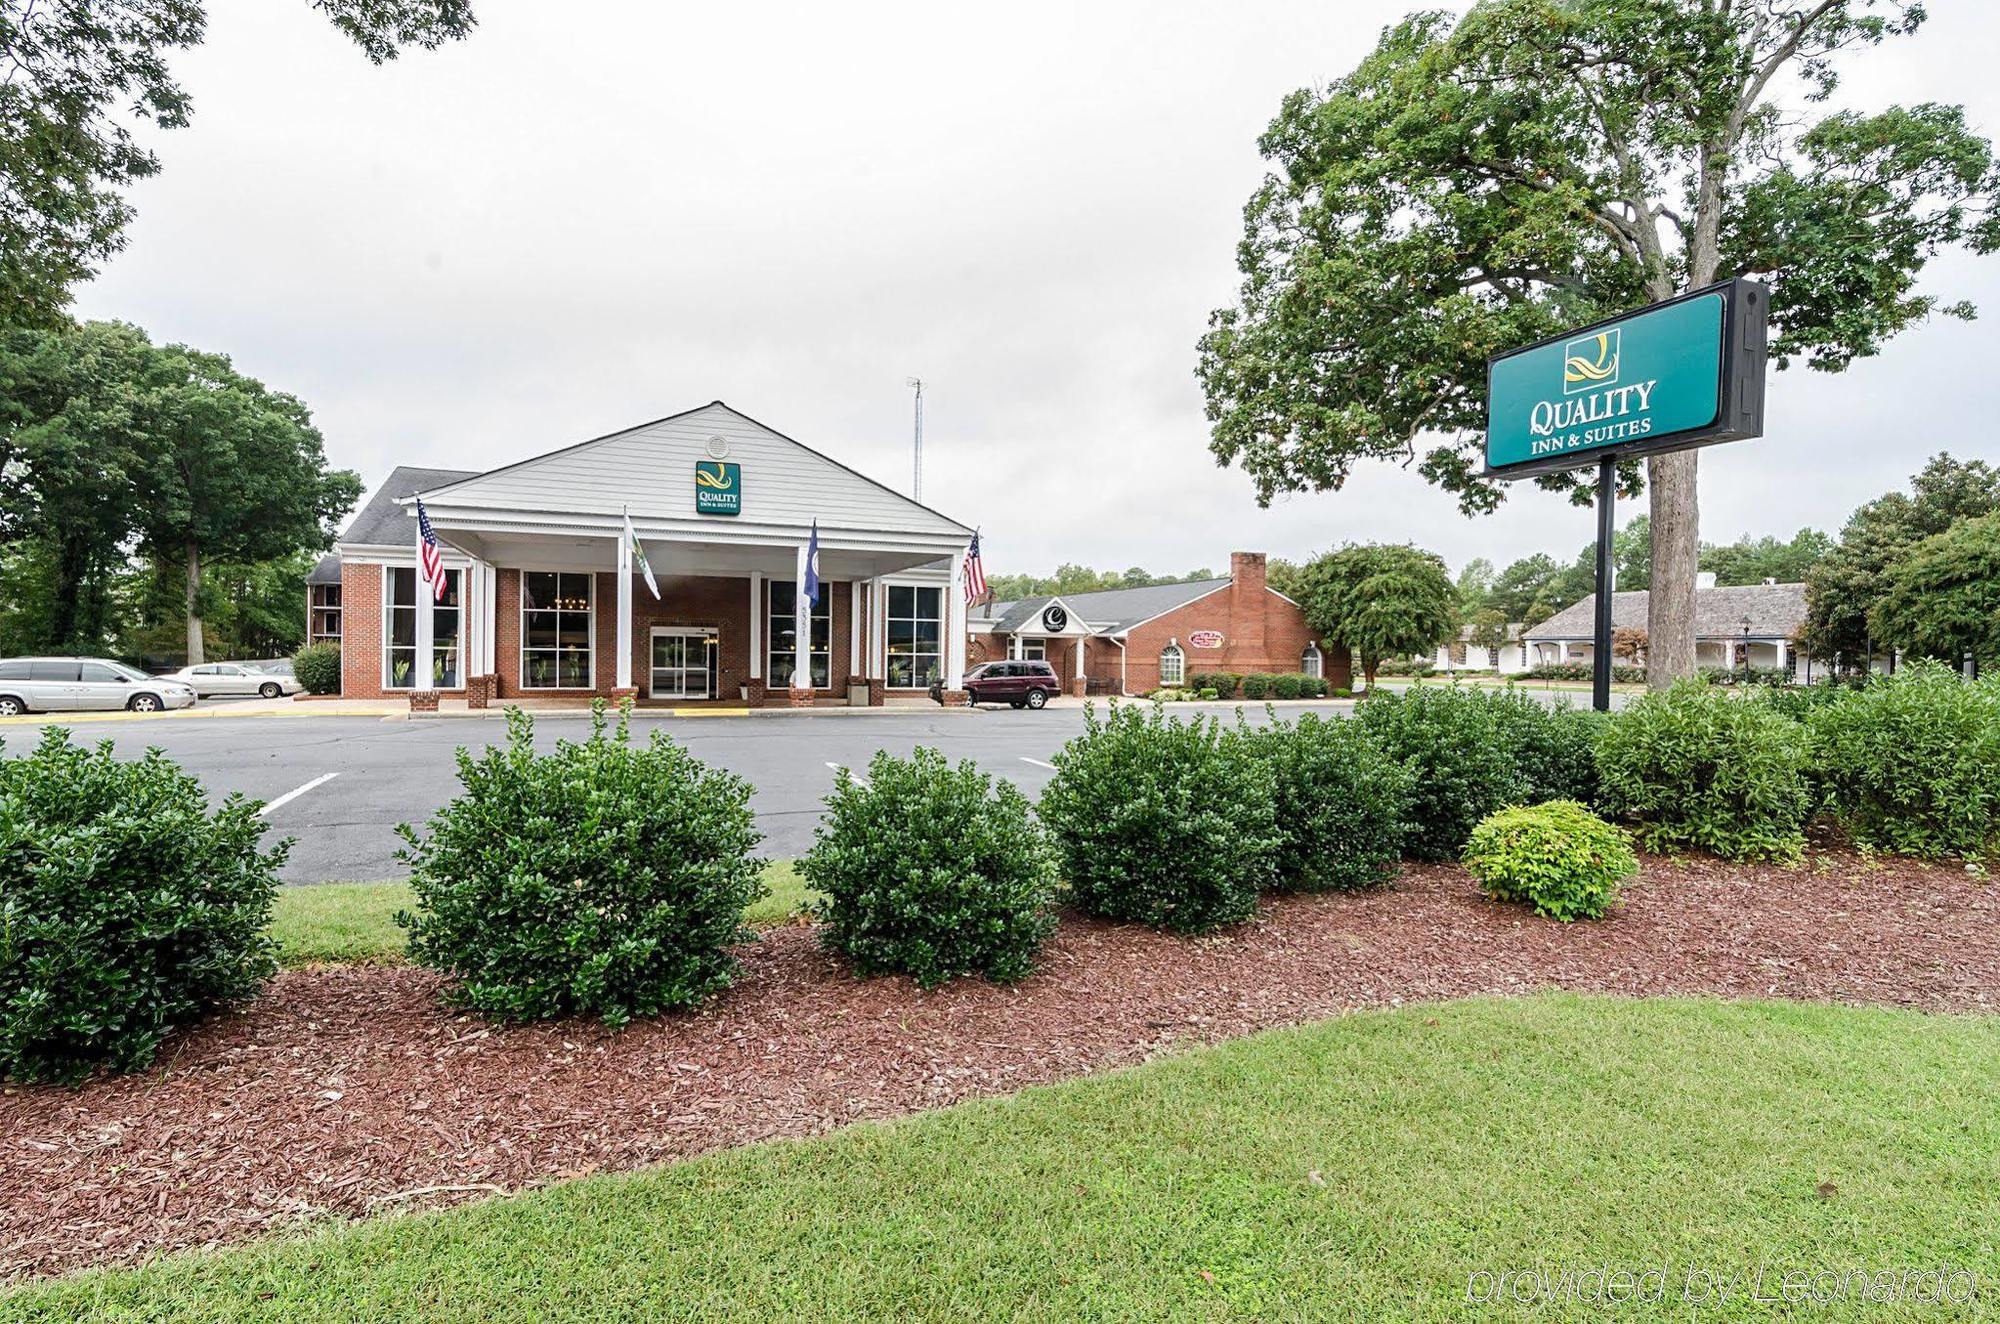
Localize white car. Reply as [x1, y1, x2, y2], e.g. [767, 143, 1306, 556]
[170, 661, 302, 699]
[0, 657, 197, 715]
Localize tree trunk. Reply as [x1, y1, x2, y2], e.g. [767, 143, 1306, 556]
[1646, 450, 1700, 687]
[49, 533, 88, 650]
[184, 540, 205, 666]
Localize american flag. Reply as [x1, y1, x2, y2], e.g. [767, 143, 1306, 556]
[963, 530, 987, 604]
[415, 498, 447, 603]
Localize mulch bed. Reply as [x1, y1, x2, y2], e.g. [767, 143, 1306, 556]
[5, 850, 1997, 1282]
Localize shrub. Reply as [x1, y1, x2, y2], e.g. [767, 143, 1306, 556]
[1271, 672, 1303, 700]
[0, 730, 287, 1085]
[1195, 672, 1240, 699]
[1242, 714, 1410, 891]
[1463, 801, 1636, 922]
[1595, 679, 1811, 862]
[397, 705, 765, 1025]
[292, 643, 341, 695]
[1375, 659, 1436, 678]
[1241, 673, 1276, 700]
[1488, 691, 1607, 806]
[1038, 702, 1278, 933]
[1521, 662, 1647, 684]
[1805, 664, 2000, 859]
[1757, 676, 1861, 723]
[802, 748, 1059, 987]
[1356, 685, 1522, 861]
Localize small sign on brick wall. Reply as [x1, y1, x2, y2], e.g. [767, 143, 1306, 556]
[1189, 630, 1224, 648]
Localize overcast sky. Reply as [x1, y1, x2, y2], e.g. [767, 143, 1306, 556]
[71, 0, 2000, 581]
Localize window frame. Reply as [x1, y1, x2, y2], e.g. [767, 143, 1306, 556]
[309, 582, 343, 645]
[1159, 641, 1186, 687]
[1301, 642, 1322, 679]
[518, 569, 596, 691]
[884, 582, 944, 689]
[384, 565, 465, 691]
[1019, 636, 1046, 662]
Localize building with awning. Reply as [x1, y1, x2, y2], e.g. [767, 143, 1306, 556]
[1523, 576, 1810, 675]
[322, 402, 974, 706]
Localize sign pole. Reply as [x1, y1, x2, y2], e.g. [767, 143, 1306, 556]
[1592, 456, 1616, 713]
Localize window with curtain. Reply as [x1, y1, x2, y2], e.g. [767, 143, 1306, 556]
[1301, 642, 1322, 678]
[768, 579, 831, 688]
[886, 584, 942, 688]
[1159, 642, 1185, 686]
[386, 567, 461, 689]
[522, 571, 593, 688]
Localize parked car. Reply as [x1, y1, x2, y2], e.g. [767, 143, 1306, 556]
[0, 657, 197, 716]
[938, 659, 1061, 709]
[168, 660, 302, 699]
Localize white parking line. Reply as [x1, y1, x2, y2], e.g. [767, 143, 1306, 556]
[259, 772, 339, 817]
[1020, 757, 1057, 771]
[825, 761, 868, 789]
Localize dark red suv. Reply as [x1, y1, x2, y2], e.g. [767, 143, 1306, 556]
[944, 660, 1061, 709]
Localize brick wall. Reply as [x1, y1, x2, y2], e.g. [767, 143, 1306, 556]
[339, 562, 384, 698]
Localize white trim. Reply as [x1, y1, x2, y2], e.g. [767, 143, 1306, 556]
[882, 578, 947, 690]
[848, 580, 862, 676]
[748, 572, 764, 680]
[382, 565, 465, 692]
[615, 534, 633, 691]
[517, 567, 597, 691]
[1159, 639, 1186, 687]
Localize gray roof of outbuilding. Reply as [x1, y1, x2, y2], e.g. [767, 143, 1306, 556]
[306, 553, 342, 585]
[985, 578, 1231, 635]
[1524, 582, 1807, 641]
[336, 466, 482, 547]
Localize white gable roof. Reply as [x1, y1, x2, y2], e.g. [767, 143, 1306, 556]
[415, 402, 969, 539]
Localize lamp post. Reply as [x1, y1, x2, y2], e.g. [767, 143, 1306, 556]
[1740, 616, 1752, 685]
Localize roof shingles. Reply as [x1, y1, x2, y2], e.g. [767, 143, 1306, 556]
[1524, 582, 1807, 641]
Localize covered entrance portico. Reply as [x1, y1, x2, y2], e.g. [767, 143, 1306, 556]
[334, 402, 976, 708]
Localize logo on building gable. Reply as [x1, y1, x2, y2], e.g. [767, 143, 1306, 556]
[1188, 630, 1224, 648]
[695, 461, 741, 516]
[1563, 328, 1620, 394]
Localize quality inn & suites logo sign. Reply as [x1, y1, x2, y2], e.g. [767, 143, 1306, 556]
[694, 460, 741, 516]
[1563, 329, 1619, 393]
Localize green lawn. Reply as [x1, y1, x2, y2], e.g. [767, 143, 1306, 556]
[8, 995, 1996, 1321]
[269, 860, 816, 967]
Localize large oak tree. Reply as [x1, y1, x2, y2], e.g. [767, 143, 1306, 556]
[1199, 0, 1998, 687]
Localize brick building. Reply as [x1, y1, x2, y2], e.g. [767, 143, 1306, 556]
[970, 553, 1351, 696]
[322, 402, 974, 707]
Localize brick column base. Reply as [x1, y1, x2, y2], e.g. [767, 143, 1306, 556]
[610, 686, 638, 705]
[867, 679, 886, 707]
[937, 689, 969, 707]
[746, 680, 767, 708]
[1067, 677, 1087, 697]
[408, 689, 440, 713]
[466, 675, 494, 709]
[782, 687, 817, 708]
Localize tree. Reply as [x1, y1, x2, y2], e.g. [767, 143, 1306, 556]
[1868, 512, 2000, 667]
[1, 0, 475, 325]
[1455, 556, 1496, 616]
[1805, 454, 2000, 659]
[1468, 607, 1511, 654]
[1701, 527, 1832, 585]
[1198, 1, 2000, 690]
[1490, 552, 1567, 626]
[1612, 626, 1648, 664]
[1612, 515, 1652, 591]
[1291, 544, 1457, 688]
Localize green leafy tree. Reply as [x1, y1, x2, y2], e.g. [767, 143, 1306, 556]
[1611, 515, 1652, 592]
[1490, 553, 1567, 626]
[1805, 454, 2000, 659]
[1701, 527, 1832, 585]
[1467, 607, 1511, 654]
[1292, 543, 1456, 687]
[1455, 556, 1496, 616]
[1867, 512, 2000, 667]
[1198, 1, 2000, 689]
[1, 0, 475, 325]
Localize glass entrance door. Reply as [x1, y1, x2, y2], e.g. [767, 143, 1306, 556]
[650, 628, 716, 699]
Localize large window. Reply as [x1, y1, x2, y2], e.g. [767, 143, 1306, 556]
[1020, 637, 1046, 661]
[1159, 642, 1185, 687]
[886, 584, 942, 688]
[309, 583, 342, 645]
[768, 579, 831, 689]
[386, 567, 461, 689]
[1301, 642, 1322, 679]
[522, 571, 593, 689]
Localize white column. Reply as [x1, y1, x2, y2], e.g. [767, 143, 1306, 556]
[946, 551, 968, 689]
[411, 552, 434, 691]
[793, 544, 809, 691]
[1074, 633, 1085, 682]
[848, 580, 861, 677]
[748, 573, 763, 680]
[483, 562, 498, 675]
[614, 535, 633, 691]
[1775, 639, 1789, 676]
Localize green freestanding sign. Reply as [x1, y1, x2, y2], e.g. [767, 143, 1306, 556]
[1483, 279, 1766, 479]
[1482, 278, 1769, 712]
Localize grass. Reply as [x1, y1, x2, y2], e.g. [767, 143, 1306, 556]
[268, 860, 817, 967]
[6, 995, 1997, 1321]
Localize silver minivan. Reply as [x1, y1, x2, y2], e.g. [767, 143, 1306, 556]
[0, 657, 197, 716]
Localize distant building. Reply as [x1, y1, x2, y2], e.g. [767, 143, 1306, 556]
[1523, 574, 1813, 675]
[1429, 620, 1531, 676]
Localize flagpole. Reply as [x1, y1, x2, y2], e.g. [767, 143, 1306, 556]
[615, 504, 634, 693]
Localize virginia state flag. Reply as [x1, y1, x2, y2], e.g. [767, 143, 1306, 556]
[802, 521, 821, 607]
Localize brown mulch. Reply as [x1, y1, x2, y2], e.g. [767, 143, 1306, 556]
[4, 851, 1997, 1282]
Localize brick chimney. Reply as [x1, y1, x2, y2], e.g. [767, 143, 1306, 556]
[1228, 552, 1267, 659]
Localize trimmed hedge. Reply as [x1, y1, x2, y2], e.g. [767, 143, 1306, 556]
[1521, 663, 1647, 684]
[1193, 672, 1241, 699]
[803, 748, 1059, 987]
[1, 730, 287, 1085]
[1594, 679, 1811, 862]
[1356, 686, 1521, 862]
[1242, 713, 1409, 891]
[292, 643, 341, 695]
[1463, 801, 1635, 921]
[1805, 664, 2000, 860]
[1489, 691, 1606, 807]
[1038, 702, 1278, 933]
[397, 705, 765, 1025]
